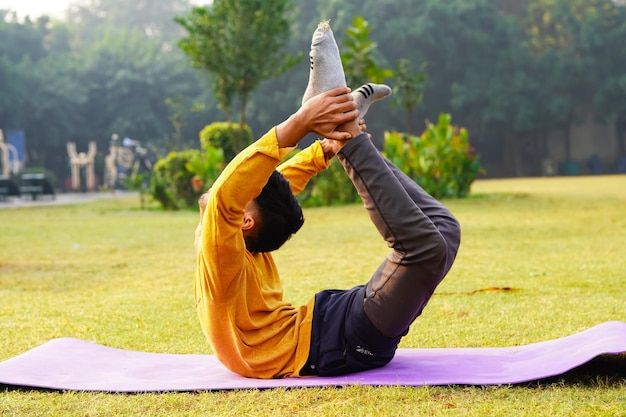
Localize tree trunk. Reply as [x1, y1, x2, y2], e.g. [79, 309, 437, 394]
[234, 92, 248, 155]
[617, 115, 626, 156]
[564, 122, 572, 162]
[503, 133, 523, 177]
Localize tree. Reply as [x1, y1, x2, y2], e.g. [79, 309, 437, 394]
[165, 95, 205, 151]
[392, 59, 427, 134]
[586, 1, 626, 157]
[506, 0, 626, 171]
[1, 4, 212, 186]
[0, 14, 87, 181]
[176, 0, 301, 154]
[79, 29, 197, 147]
[340, 16, 394, 87]
[66, 0, 193, 44]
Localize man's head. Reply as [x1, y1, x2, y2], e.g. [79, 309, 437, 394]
[244, 171, 304, 253]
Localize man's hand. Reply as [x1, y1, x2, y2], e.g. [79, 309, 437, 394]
[301, 87, 359, 140]
[194, 191, 210, 254]
[276, 87, 358, 148]
[322, 118, 369, 156]
[320, 117, 367, 160]
[320, 138, 341, 162]
[198, 191, 210, 220]
[358, 118, 371, 138]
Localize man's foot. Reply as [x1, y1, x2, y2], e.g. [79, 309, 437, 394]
[351, 83, 392, 118]
[302, 21, 347, 104]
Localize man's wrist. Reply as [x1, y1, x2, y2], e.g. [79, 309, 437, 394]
[276, 112, 307, 148]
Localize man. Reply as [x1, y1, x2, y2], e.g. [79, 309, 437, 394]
[194, 87, 358, 379]
[193, 21, 461, 379]
[193, 87, 460, 378]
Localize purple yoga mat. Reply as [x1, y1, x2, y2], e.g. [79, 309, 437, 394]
[0, 321, 624, 392]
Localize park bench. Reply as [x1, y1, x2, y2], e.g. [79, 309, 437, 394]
[19, 173, 55, 200]
[0, 175, 20, 202]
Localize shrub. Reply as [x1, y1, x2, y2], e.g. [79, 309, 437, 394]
[297, 158, 360, 207]
[199, 122, 252, 162]
[150, 150, 202, 210]
[149, 145, 225, 211]
[383, 113, 484, 199]
[184, 146, 224, 194]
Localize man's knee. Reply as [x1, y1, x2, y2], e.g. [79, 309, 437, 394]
[437, 215, 461, 274]
[402, 229, 448, 268]
[445, 215, 461, 256]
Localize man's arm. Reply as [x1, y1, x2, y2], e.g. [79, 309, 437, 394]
[195, 88, 358, 294]
[277, 140, 333, 196]
[277, 116, 370, 196]
[275, 87, 357, 147]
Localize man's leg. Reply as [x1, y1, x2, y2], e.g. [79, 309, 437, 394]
[300, 21, 392, 118]
[382, 158, 461, 276]
[337, 135, 461, 338]
[302, 21, 346, 104]
[351, 84, 392, 119]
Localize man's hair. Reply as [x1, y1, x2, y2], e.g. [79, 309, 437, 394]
[245, 171, 304, 253]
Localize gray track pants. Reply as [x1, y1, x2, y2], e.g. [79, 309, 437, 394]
[337, 134, 461, 338]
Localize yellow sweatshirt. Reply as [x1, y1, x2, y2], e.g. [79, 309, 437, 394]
[195, 128, 330, 378]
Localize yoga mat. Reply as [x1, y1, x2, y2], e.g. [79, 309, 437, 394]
[0, 321, 624, 392]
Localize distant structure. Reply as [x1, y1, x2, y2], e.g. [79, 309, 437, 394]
[67, 141, 97, 192]
[104, 134, 151, 190]
[104, 134, 120, 190]
[0, 130, 19, 177]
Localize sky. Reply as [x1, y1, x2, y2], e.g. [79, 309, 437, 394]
[0, 0, 70, 18]
[0, 0, 206, 19]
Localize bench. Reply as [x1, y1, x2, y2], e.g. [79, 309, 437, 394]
[19, 173, 55, 200]
[0, 175, 20, 201]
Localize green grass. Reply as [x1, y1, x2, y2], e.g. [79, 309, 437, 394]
[1, 175, 625, 416]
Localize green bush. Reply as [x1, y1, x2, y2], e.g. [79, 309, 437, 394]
[199, 122, 253, 162]
[383, 113, 484, 199]
[149, 150, 202, 210]
[297, 158, 360, 207]
[149, 145, 225, 211]
[184, 145, 224, 193]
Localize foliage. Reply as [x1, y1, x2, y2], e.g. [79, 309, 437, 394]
[297, 158, 360, 207]
[184, 145, 225, 192]
[199, 122, 253, 162]
[340, 16, 394, 87]
[150, 150, 202, 210]
[66, 0, 192, 45]
[175, 0, 302, 128]
[165, 94, 206, 151]
[0, 15, 87, 179]
[392, 59, 427, 134]
[0, 2, 213, 186]
[383, 114, 484, 199]
[150, 145, 224, 210]
[124, 168, 151, 210]
[80, 28, 200, 148]
[123, 172, 149, 208]
[2, 0, 626, 181]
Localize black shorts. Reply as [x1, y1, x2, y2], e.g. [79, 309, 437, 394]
[300, 285, 402, 377]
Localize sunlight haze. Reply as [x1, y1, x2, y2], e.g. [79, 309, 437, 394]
[0, 0, 206, 19]
[0, 0, 69, 18]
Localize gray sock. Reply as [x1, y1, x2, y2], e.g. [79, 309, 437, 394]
[351, 83, 392, 118]
[302, 21, 347, 104]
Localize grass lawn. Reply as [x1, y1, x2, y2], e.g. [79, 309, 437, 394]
[1, 175, 625, 416]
